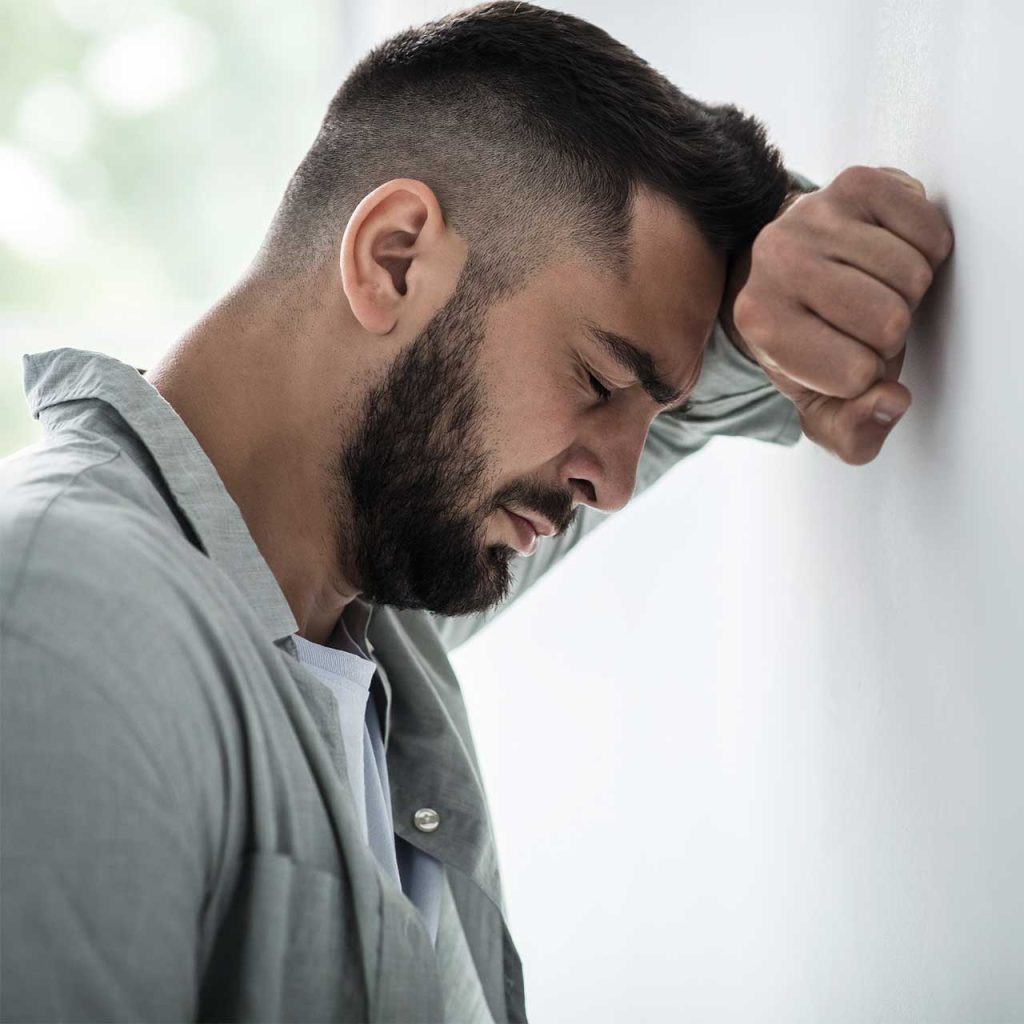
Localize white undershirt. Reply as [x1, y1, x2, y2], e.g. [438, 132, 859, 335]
[291, 620, 493, 1022]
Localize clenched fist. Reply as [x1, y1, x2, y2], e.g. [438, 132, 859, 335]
[723, 165, 954, 465]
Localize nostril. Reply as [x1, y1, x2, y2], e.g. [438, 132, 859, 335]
[571, 478, 596, 505]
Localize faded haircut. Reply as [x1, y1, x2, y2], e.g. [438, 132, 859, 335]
[258, 1, 791, 301]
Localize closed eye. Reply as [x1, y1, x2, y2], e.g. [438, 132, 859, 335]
[587, 371, 612, 403]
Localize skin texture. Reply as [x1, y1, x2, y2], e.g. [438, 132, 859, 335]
[145, 182, 723, 643]
[728, 166, 954, 466]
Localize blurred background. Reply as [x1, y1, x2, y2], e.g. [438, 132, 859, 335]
[0, 0, 349, 451]
[3, 1, 1022, 1021]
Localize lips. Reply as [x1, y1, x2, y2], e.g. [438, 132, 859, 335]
[503, 507, 538, 556]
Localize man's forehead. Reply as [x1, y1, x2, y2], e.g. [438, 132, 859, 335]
[497, 193, 724, 399]
[620, 193, 724, 366]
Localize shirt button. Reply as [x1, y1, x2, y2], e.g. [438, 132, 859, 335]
[413, 807, 440, 833]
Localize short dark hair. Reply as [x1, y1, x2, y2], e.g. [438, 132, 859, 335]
[260, 1, 790, 299]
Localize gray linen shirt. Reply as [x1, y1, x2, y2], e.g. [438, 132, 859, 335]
[0, 316, 800, 1023]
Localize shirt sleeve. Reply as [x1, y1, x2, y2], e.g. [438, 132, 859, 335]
[787, 168, 821, 196]
[0, 629, 206, 1022]
[429, 314, 803, 654]
[0, 501, 217, 1022]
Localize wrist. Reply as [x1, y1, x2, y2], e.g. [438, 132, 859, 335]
[719, 184, 812, 363]
[719, 244, 756, 363]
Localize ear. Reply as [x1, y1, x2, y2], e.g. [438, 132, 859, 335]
[340, 178, 462, 336]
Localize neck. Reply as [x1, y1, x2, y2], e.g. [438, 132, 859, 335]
[144, 273, 364, 645]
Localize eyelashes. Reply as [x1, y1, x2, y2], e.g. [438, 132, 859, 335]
[586, 371, 612, 403]
[585, 368, 695, 417]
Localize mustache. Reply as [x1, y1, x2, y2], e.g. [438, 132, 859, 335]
[490, 480, 574, 538]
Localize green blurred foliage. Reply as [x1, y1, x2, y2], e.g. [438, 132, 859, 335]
[1, 0, 339, 456]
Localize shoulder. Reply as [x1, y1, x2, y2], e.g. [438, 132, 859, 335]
[0, 436, 248, 885]
[1, 435, 230, 719]
[0, 433, 121, 597]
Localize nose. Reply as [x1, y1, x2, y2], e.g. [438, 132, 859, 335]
[563, 413, 651, 514]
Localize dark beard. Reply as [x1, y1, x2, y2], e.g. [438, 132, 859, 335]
[331, 272, 518, 617]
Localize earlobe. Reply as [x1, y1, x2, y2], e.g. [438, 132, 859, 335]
[340, 178, 447, 336]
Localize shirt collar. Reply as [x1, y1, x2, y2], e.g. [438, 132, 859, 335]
[23, 347, 306, 643]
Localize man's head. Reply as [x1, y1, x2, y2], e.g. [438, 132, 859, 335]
[185, 2, 790, 628]
[261, 1, 788, 296]
[324, 179, 730, 617]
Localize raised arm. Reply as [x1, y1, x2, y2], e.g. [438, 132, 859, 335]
[427, 171, 822, 655]
[429, 162, 953, 653]
[429, 309, 801, 653]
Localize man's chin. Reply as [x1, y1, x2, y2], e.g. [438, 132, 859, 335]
[360, 543, 514, 618]
[423, 579, 512, 619]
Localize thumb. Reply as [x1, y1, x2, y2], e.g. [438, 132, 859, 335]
[801, 379, 912, 465]
[759, 346, 912, 465]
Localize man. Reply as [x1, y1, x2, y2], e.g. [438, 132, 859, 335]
[0, 2, 952, 1021]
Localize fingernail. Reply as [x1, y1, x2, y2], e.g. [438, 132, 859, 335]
[873, 401, 906, 425]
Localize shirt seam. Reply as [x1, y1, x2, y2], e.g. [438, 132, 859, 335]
[0, 446, 123, 638]
[29, 382, 123, 418]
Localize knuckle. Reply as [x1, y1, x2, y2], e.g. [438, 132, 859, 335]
[882, 166, 926, 195]
[731, 290, 759, 334]
[763, 223, 806, 273]
[834, 164, 876, 196]
[733, 291, 775, 347]
[908, 260, 934, 299]
[933, 223, 955, 261]
[880, 303, 911, 348]
[848, 358, 882, 397]
[801, 193, 837, 232]
[752, 219, 785, 260]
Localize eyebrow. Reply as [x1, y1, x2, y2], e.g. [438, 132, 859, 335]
[582, 320, 693, 410]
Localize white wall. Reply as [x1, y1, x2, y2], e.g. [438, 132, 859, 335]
[433, 0, 1023, 1020]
